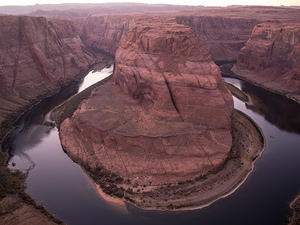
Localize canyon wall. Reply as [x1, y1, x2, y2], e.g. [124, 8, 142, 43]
[234, 22, 300, 103]
[60, 19, 234, 205]
[176, 16, 258, 62]
[75, 16, 132, 56]
[27, 6, 300, 65]
[76, 14, 258, 62]
[0, 15, 95, 140]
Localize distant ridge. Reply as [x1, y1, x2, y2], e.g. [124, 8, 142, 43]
[0, 3, 205, 15]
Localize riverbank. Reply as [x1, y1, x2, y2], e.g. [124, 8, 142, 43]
[52, 76, 113, 128]
[0, 151, 64, 225]
[224, 82, 249, 102]
[54, 74, 265, 211]
[0, 58, 112, 225]
[231, 65, 300, 104]
[289, 195, 300, 225]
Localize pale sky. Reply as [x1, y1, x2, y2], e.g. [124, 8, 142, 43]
[0, 0, 299, 6]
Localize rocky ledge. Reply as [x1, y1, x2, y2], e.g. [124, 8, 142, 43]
[58, 20, 264, 210]
[232, 22, 300, 103]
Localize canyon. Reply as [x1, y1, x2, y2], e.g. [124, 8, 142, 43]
[0, 15, 108, 225]
[58, 18, 264, 210]
[0, 4, 299, 225]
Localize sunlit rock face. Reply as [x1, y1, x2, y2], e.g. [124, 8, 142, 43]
[235, 22, 300, 103]
[60, 19, 233, 190]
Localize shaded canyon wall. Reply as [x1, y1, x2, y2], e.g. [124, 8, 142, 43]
[0, 15, 95, 140]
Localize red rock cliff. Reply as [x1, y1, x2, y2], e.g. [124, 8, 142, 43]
[60, 19, 233, 195]
[75, 15, 131, 56]
[0, 15, 94, 138]
[234, 22, 300, 103]
[75, 14, 258, 63]
[176, 16, 258, 62]
[114, 19, 233, 128]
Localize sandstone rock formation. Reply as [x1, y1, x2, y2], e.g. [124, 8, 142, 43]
[175, 7, 300, 63]
[233, 22, 300, 103]
[176, 16, 258, 62]
[50, 7, 300, 65]
[113, 19, 233, 128]
[0, 15, 95, 139]
[75, 15, 131, 56]
[59, 19, 234, 207]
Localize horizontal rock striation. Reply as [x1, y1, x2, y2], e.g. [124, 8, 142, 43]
[71, 7, 300, 64]
[0, 15, 95, 140]
[176, 16, 258, 62]
[75, 15, 131, 56]
[233, 22, 300, 103]
[60, 19, 234, 206]
[113, 19, 233, 128]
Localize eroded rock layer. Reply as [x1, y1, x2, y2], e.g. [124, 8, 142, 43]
[233, 22, 300, 103]
[60, 19, 233, 196]
[176, 16, 258, 62]
[75, 15, 131, 56]
[0, 15, 95, 139]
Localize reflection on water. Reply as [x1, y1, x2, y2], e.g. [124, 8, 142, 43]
[78, 65, 113, 93]
[6, 83, 80, 171]
[223, 77, 300, 133]
[242, 84, 300, 134]
[3, 73, 300, 225]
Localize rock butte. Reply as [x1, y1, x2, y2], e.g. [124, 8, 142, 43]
[233, 22, 300, 103]
[60, 19, 234, 196]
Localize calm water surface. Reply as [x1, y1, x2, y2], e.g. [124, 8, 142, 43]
[4, 72, 300, 225]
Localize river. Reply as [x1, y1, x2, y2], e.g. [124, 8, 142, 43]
[3, 67, 300, 225]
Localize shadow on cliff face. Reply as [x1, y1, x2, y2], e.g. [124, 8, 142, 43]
[2, 82, 80, 159]
[241, 82, 300, 134]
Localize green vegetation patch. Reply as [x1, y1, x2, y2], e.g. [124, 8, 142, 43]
[0, 152, 26, 199]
